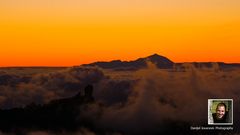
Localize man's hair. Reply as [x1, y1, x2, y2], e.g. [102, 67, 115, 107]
[216, 103, 227, 111]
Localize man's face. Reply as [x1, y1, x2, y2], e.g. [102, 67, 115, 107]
[216, 106, 225, 119]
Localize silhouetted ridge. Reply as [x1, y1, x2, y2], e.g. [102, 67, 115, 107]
[0, 85, 96, 132]
[82, 54, 240, 71]
[144, 54, 174, 68]
[82, 54, 174, 70]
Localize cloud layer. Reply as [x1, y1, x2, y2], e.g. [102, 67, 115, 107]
[0, 63, 239, 134]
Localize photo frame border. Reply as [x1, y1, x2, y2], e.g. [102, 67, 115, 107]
[208, 99, 233, 125]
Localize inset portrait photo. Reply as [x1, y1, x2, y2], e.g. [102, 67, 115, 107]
[208, 99, 233, 125]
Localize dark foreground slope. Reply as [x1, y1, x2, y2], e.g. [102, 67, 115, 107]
[0, 85, 98, 133]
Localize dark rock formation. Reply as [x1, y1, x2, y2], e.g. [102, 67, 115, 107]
[0, 85, 97, 133]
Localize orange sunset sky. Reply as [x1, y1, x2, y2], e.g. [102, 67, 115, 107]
[0, 0, 240, 66]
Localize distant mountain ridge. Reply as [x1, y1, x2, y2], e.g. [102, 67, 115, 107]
[82, 54, 240, 70]
[82, 54, 174, 70]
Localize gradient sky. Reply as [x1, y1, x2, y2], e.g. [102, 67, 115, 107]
[0, 0, 240, 66]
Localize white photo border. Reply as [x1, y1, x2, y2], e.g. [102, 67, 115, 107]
[208, 99, 233, 125]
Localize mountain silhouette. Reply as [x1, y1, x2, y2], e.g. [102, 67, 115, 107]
[82, 54, 240, 71]
[82, 54, 174, 70]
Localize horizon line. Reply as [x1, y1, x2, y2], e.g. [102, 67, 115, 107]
[1, 61, 240, 68]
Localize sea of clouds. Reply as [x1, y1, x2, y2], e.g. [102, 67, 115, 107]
[0, 62, 239, 134]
